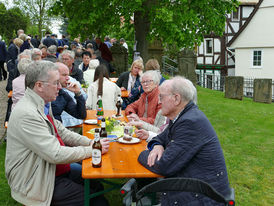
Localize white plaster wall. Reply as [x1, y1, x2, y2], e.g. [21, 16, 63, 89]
[197, 57, 203, 64]
[199, 43, 204, 55]
[242, 6, 254, 18]
[231, 3, 274, 48]
[235, 48, 274, 80]
[214, 54, 220, 64]
[214, 39, 221, 52]
[230, 22, 240, 33]
[205, 57, 213, 64]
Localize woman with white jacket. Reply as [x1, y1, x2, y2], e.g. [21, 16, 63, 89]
[83, 58, 100, 85]
[86, 65, 121, 110]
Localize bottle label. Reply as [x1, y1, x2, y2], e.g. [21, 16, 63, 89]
[101, 121, 106, 127]
[92, 149, 102, 165]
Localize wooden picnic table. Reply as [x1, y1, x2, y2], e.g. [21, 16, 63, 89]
[82, 110, 160, 205]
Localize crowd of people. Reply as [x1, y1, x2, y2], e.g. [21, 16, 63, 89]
[2, 29, 231, 206]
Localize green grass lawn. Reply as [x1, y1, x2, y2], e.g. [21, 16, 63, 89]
[0, 86, 273, 205]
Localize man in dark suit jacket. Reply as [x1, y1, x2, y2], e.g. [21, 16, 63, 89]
[138, 76, 231, 206]
[43, 34, 58, 48]
[0, 39, 7, 80]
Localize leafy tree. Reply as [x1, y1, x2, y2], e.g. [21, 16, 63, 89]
[51, 0, 238, 62]
[12, 0, 55, 38]
[0, 3, 29, 42]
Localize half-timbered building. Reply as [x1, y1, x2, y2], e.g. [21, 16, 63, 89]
[196, 0, 259, 82]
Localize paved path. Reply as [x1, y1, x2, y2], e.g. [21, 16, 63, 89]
[0, 79, 8, 141]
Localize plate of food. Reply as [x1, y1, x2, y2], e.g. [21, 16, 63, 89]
[84, 119, 97, 124]
[117, 135, 141, 144]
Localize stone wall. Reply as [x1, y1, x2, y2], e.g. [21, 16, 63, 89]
[110, 43, 128, 77]
[177, 49, 197, 86]
[225, 76, 243, 100]
[147, 40, 164, 70]
[253, 79, 272, 104]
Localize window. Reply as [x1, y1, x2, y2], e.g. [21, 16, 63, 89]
[232, 8, 239, 21]
[252, 50, 262, 67]
[205, 39, 213, 55]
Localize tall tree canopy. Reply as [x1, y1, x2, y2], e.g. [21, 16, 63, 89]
[51, 0, 238, 61]
[13, 0, 55, 38]
[0, 3, 29, 42]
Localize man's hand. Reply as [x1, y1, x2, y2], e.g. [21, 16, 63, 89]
[66, 82, 80, 94]
[147, 145, 164, 167]
[135, 129, 149, 140]
[127, 113, 140, 122]
[100, 138, 110, 154]
[120, 87, 126, 91]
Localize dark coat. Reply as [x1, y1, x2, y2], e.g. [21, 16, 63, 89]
[98, 42, 112, 62]
[116, 71, 130, 89]
[6, 43, 19, 72]
[0, 40, 7, 61]
[44, 55, 57, 63]
[6, 66, 20, 92]
[70, 64, 84, 84]
[20, 40, 30, 53]
[43, 36, 57, 48]
[51, 89, 86, 122]
[138, 101, 230, 206]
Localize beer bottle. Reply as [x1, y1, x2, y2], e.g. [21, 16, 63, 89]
[92, 128, 102, 168]
[97, 95, 103, 125]
[116, 95, 122, 117]
[100, 118, 108, 138]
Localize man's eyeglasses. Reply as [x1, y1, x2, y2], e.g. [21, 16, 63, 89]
[159, 93, 173, 101]
[141, 80, 153, 85]
[40, 80, 60, 86]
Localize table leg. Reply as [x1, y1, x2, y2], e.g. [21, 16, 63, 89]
[84, 179, 90, 206]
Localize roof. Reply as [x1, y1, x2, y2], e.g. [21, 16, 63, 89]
[227, 0, 264, 47]
[239, 0, 259, 5]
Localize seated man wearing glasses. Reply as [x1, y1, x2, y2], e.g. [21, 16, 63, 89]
[138, 76, 231, 205]
[51, 62, 87, 123]
[5, 60, 109, 206]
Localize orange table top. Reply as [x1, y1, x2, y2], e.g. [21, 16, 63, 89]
[82, 110, 161, 179]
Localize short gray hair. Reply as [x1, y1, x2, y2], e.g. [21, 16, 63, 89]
[47, 45, 57, 54]
[140, 70, 161, 86]
[18, 58, 32, 74]
[169, 76, 197, 104]
[58, 50, 75, 62]
[25, 60, 58, 89]
[31, 48, 42, 60]
[18, 49, 31, 61]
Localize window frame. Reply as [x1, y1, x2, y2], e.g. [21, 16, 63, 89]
[251, 49, 263, 68]
[232, 7, 240, 21]
[204, 38, 213, 56]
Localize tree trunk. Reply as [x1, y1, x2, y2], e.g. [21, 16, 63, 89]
[134, 2, 151, 63]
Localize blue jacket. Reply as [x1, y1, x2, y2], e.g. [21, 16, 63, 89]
[6, 43, 19, 72]
[0, 40, 7, 61]
[51, 89, 86, 122]
[138, 101, 230, 206]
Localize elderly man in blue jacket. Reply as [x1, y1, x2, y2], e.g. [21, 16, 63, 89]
[138, 76, 231, 206]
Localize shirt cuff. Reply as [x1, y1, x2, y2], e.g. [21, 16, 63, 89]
[147, 142, 161, 151]
[146, 131, 157, 142]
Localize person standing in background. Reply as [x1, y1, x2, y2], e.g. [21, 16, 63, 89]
[0, 38, 7, 81]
